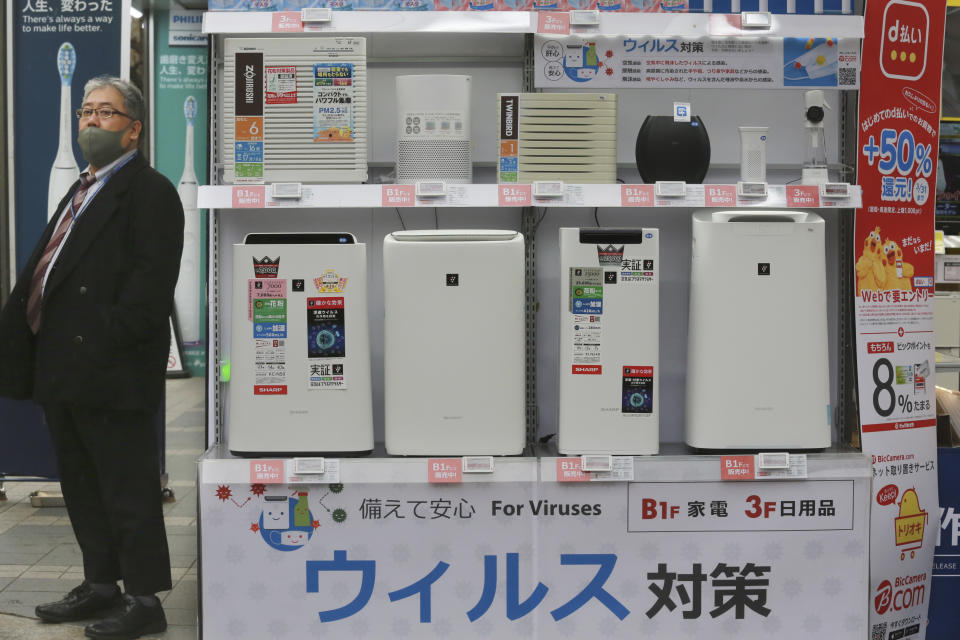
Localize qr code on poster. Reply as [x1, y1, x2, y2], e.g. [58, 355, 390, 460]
[871, 622, 887, 640]
[839, 67, 858, 86]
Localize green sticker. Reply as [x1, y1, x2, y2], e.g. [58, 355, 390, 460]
[235, 163, 264, 178]
[253, 298, 286, 324]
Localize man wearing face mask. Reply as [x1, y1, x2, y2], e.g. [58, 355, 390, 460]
[0, 77, 183, 639]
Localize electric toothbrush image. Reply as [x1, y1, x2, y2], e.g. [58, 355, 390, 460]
[175, 96, 202, 345]
[784, 38, 839, 86]
[48, 42, 80, 221]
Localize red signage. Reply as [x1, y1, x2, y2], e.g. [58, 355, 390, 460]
[572, 365, 602, 375]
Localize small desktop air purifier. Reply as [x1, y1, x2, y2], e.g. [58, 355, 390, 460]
[739, 126, 769, 183]
[498, 93, 617, 184]
[395, 75, 472, 184]
[558, 228, 660, 455]
[221, 37, 368, 184]
[229, 233, 373, 456]
[635, 116, 710, 184]
[383, 230, 525, 456]
[685, 210, 831, 450]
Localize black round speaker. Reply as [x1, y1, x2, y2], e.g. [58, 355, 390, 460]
[634, 115, 711, 184]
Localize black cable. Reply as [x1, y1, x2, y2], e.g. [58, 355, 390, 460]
[532, 207, 549, 235]
[594, 207, 600, 227]
[395, 207, 407, 230]
[434, 207, 439, 229]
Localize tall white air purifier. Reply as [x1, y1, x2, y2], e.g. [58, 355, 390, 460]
[558, 228, 660, 455]
[229, 233, 373, 456]
[383, 230, 525, 455]
[685, 210, 831, 450]
[395, 75, 472, 184]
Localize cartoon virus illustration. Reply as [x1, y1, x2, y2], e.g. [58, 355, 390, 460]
[330, 483, 344, 494]
[332, 508, 347, 523]
[250, 484, 267, 496]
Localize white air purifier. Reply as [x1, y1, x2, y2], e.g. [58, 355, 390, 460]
[395, 75, 472, 184]
[383, 230, 525, 456]
[685, 210, 831, 450]
[558, 228, 660, 455]
[221, 37, 367, 184]
[229, 233, 373, 456]
[498, 93, 617, 184]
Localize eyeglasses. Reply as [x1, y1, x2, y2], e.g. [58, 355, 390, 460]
[75, 107, 134, 121]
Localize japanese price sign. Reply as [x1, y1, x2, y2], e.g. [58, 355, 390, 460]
[534, 35, 861, 90]
[854, 1, 946, 638]
[201, 457, 870, 637]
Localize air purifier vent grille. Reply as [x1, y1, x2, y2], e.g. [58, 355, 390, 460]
[397, 140, 472, 183]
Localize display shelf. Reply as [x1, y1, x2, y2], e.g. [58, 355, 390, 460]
[539, 449, 871, 482]
[202, 10, 864, 39]
[198, 182, 862, 209]
[201, 443, 539, 484]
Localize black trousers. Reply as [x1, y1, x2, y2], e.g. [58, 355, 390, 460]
[43, 404, 172, 595]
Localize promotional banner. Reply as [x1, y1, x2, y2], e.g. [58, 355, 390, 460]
[200, 456, 870, 637]
[154, 9, 209, 376]
[929, 448, 960, 638]
[854, 0, 946, 638]
[534, 35, 861, 89]
[11, 0, 127, 274]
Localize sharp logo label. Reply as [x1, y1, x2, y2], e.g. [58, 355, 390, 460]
[253, 256, 280, 278]
[597, 244, 624, 265]
[874, 574, 927, 615]
[501, 96, 518, 141]
[880, 0, 930, 81]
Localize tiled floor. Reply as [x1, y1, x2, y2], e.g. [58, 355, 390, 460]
[0, 377, 205, 639]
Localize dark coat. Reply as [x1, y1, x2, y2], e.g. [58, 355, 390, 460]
[0, 152, 185, 411]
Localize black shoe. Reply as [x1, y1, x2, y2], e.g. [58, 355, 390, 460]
[35, 581, 122, 623]
[84, 594, 167, 639]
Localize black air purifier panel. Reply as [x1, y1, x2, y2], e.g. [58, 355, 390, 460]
[635, 115, 711, 184]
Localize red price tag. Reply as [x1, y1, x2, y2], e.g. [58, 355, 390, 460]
[720, 455, 755, 481]
[498, 184, 532, 207]
[382, 185, 415, 207]
[537, 12, 571, 35]
[786, 185, 821, 208]
[705, 185, 737, 206]
[620, 184, 655, 207]
[557, 458, 590, 482]
[428, 458, 463, 484]
[250, 460, 285, 484]
[272, 12, 304, 33]
[232, 186, 266, 208]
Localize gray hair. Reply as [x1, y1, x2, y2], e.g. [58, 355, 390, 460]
[82, 76, 144, 123]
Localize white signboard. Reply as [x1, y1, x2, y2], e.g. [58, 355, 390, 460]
[534, 35, 861, 90]
[169, 9, 206, 47]
[200, 457, 870, 638]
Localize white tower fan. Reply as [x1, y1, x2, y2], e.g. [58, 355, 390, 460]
[229, 233, 373, 456]
[558, 228, 660, 455]
[383, 230, 525, 456]
[685, 210, 831, 450]
[395, 75, 472, 184]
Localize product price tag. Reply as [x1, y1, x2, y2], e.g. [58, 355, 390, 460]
[232, 186, 266, 208]
[498, 184, 532, 207]
[756, 454, 808, 480]
[720, 455, 755, 481]
[428, 458, 462, 484]
[537, 12, 570, 36]
[621, 184, 655, 207]
[382, 185, 415, 208]
[556, 457, 590, 482]
[786, 185, 821, 208]
[271, 12, 304, 33]
[590, 456, 635, 482]
[288, 459, 341, 485]
[250, 460, 284, 484]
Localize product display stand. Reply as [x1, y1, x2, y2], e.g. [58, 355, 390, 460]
[198, 9, 874, 638]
